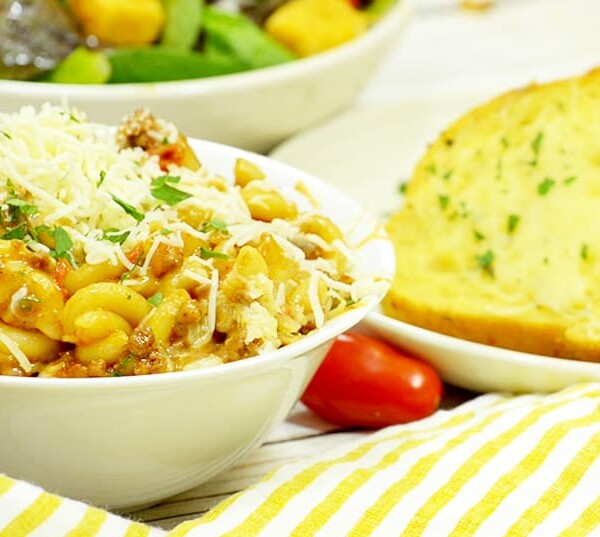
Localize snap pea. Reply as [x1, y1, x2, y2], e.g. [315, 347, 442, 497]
[49, 47, 111, 84]
[107, 47, 249, 83]
[203, 7, 295, 70]
[161, 0, 204, 50]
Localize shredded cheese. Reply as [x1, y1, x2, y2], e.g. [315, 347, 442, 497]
[0, 331, 33, 372]
[207, 268, 219, 337]
[9, 286, 29, 316]
[0, 104, 387, 377]
[308, 272, 325, 328]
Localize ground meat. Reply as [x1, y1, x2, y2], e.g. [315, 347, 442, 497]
[129, 325, 155, 357]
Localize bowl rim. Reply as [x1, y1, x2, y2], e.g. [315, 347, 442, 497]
[0, 137, 394, 390]
[0, 0, 411, 99]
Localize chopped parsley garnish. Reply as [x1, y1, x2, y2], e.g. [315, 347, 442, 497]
[97, 170, 107, 187]
[398, 181, 408, 195]
[200, 219, 228, 234]
[49, 227, 74, 261]
[581, 243, 589, 260]
[507, 214, 520, 234]
[102, 228, 130, 245]
[476, 250, 494, 275]
[111, 194, 144, 222]
[426, 164, 437, 174]
[150, 175, 192, 206]
[438, 195, 449, 210]
[529, 132, 544, 166]
[473, 230, 485, 241]
[1, 131, 11, 140]
[564, 176, 578, 185]
[112, 354, 135, 376]
[1, 223, 27, 240]
[30, 224, 51, 241]
[537, 178, 555, 195]
[442, 170, 453, 181]
[5, 197, 38, 218]
[147, 292, 163, 307]
[199, 247, 228, 260]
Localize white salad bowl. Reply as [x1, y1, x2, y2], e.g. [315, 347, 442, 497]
[0, 1, 410, 153]
[0, 138, 395, 510]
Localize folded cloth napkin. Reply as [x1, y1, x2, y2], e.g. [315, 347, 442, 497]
[2, 383, 600, 537]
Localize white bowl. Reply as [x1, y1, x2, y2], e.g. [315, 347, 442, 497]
[0, 2, 410, 153]
[0, 138, 394, 510]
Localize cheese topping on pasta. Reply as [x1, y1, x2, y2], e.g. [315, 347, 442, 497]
[0, 104, 385, 378]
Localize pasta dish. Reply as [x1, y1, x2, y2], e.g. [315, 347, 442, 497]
[0, 105, 385, 378]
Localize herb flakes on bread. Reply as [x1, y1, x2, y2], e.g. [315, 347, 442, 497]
[382, 69, 600, 362]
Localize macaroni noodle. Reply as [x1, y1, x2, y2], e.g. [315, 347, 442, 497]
[0, 105, 384, 378]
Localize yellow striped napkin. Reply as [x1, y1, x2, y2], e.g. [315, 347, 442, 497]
[0, 475, 165, 537]
[2, 383, 600, 536]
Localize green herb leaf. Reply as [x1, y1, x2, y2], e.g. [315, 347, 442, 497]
[476, 250, 494, 275]
[581, 243, 589, 260]
[507, 214, 520, 234]
[530, 132, 544, 166]
[102, 228, 131, 245]
[53, 227, 72, 252]
[151, 175, 181, 187]
[438, 195, 449, 210]
[1, 223, 27, 240]
[564, 176, 578, 185]
[49, 227, 74, 261]
[200, 219, 228, 234]
[1, 131, 11, 140]
[147, 292, 163, 307]
[5, 197, 38, 217]
[31, 225, 51, 242]
[111, 194, 144, 222]
[200, 247, 228, 260]
[537, 178, 555, 195]
[473, 230, 485, 241]
[150, 175, 192, 206]
[97, 170, 107, 187]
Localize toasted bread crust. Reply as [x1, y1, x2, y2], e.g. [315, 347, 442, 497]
[382, 68, 600, 362]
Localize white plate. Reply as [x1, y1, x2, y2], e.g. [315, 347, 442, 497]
[361, 310, 600, 394]
[270, 93, 600, 394]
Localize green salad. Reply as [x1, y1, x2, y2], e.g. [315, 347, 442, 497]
[0, 0, 395, 84]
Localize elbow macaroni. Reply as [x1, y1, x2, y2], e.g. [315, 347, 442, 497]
[0, 106, 380, 378]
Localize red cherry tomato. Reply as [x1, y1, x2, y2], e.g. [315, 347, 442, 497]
[301, 332, 443, 428]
